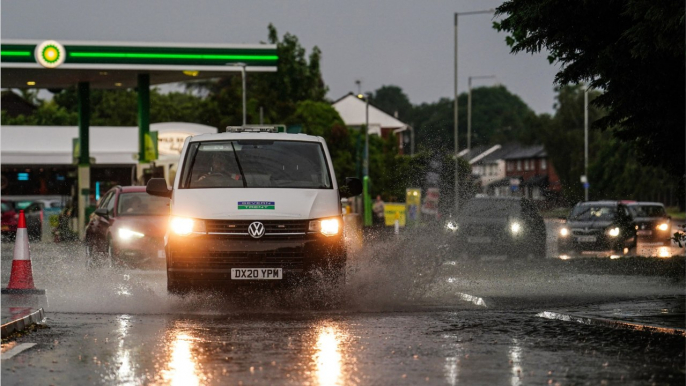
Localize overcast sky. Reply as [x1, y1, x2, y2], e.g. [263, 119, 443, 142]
[2, 0, 560, 114]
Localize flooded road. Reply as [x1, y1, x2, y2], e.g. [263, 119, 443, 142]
[2, 228, 684, 385]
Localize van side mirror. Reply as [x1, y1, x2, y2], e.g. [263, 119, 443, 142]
[341, 177, 363, 198]
[146, 178, 172, 198]
[94, 208, 109, 218]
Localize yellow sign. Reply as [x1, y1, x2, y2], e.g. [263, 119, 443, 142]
[144, 132, 158, 162]
[383, 203, 406, 227]
[406, 188, 421, 206]
[406, 188, 421, 222]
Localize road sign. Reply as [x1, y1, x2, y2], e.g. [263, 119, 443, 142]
[580, 175, 588, 183]
[583, 182, 590, 189]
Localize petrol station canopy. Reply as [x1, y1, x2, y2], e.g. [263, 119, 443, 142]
[1, 39, 277, 89]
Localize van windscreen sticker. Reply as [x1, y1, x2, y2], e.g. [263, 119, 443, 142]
[238, 201, 275, 210]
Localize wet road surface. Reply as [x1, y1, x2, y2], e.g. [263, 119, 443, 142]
[2, 225, 685, 385]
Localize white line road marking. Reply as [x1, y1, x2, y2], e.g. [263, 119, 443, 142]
[1, 343, 37, 360]
[457, 292, 487, 307]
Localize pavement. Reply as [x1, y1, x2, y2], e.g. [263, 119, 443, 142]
[538, 295, 685, 336]
[1, 305, 45, 339]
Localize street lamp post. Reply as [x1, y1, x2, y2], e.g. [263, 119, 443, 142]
[468, 75, 496, 151]
[584, 87, 589, 201]
[358, 92, 372, 226]
[454, 9, 495, 212]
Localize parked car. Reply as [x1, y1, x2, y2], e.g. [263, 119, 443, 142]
[627, 202, 672, 246]
[85, 186, 170, 269]
[558, 201, 636, 257]
[1, 198, 65, 242]
[449, 197, 547, 259]
[1, 200, 18, 240]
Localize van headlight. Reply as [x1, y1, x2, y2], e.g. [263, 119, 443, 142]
[510, 222, 522, 234]
[657, 223, 669, 231]
[118, 228, 144, 240]
[170, 217, 205, 236]
[607, 227, 620, 237]
[559, 227, 569, 237]
[309, 218, 340, 237]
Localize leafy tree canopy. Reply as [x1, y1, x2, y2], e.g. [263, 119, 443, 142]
[410, 85, 537, 150]
[368, 85, 413, 122]
[494, 0, 685, 177]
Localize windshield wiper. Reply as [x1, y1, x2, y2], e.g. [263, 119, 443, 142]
[230, 142, 248, 188]
[570, 207, 592, 221]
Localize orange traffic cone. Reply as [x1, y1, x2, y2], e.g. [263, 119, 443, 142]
[2, 210, 45, 295]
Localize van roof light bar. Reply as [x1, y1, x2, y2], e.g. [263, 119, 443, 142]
[225, 126, 285, 133]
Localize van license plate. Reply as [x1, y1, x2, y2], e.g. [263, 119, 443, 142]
[576, 236, 596, 242]
[636, 230, 652, 236]
[231, 268, 283, 280]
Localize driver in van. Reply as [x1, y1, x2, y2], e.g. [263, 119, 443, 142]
[196, 152, 243, 187]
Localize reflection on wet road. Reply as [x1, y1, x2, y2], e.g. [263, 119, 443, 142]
[4, 310, 683, 385]
[1, 234, 684, 385]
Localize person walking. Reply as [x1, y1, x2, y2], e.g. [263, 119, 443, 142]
[372, 195, 385, 226]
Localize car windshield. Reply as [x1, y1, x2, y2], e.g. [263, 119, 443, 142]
[459, 199, 521, 218]
[117, 193, 169, 216]
[629, 205, 667, 218]
[569, 205, 617, 221]
[180, 140, 332, 189]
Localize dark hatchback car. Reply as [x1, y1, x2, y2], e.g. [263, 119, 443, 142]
[627, 202, 672, 246]
[1, 200, 18, 240]
[450, 197, 547, 259]
[558, 201, 636, 257]
[85, 186, 170, 268]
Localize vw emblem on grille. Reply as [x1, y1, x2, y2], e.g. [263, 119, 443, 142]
[641, 224, 646, 230]
[248, 222, 265, 239]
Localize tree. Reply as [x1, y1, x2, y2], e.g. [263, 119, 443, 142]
[187, 24, 329, 128]
[369, 85, 413, 121]
[535, 85, 606, 202]
[412, 85, 537, 150]
[494, 0, 685, 179]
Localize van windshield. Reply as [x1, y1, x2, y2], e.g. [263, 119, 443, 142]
[180, 140, 333, 189]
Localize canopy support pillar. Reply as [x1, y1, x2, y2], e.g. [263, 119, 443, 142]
[77, 81, 90, 240]
[137, 73, 151, 184]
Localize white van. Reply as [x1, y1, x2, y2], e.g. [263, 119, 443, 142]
[146, 126, 362, 293]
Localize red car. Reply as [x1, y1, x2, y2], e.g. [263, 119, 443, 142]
[1, 200, 18, 240]
[85, 186, 170, 268]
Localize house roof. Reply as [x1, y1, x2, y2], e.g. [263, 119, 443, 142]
[503, 144, 547, 160]
[332, 93, 410, 136]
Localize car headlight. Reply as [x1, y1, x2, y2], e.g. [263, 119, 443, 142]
[445, 220, 458, 232]
[607, 227, 620, 237]
[309, 218, 340, 237]
[559, 227, 569, 237]
[657, 223, 669, 231]
[510, 222, 522, 234]
[118, 228, 144, 240]
[170, 217, 205, 236]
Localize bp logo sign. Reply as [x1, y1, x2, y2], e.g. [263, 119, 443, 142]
[35, 40, 65, 68]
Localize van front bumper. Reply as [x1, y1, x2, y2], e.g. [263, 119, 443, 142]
[166, 233, 345, 283]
